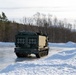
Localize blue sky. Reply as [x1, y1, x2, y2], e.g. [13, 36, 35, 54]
[0, 0, 76, 23]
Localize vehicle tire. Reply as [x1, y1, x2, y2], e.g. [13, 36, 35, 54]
[16, 53, 28, 58]
[36, 53, 41, 58]
[47, 50, 49, 55]
[16, 53, 22, 58]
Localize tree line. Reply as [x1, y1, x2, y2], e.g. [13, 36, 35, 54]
[0, 12, 76, 42]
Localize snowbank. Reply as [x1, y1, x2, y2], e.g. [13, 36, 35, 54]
[0, 41, 76, 75]
[48, 41, 76, 48]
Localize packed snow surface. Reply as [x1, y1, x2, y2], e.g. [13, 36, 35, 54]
[0, 42, 14, 47]
[0, 41, 76, 75]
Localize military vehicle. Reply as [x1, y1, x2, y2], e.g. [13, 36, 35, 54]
[14, 31, 49, 58]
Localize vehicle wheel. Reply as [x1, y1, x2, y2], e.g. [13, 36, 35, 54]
[16, 53, 28, 58]
[47, 50, 49, 55]
[36, 53, 41, 58]
[16, 53, 22, 58]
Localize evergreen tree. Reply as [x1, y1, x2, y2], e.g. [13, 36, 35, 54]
[0, 12, 8, 22]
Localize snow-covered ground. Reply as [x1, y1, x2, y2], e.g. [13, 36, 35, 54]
[0, 41, 76, 75]
[0, 42, 15, 47]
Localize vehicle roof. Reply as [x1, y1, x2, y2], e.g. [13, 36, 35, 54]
[17, 31, 36, 35]
[17, 31, 47, 36]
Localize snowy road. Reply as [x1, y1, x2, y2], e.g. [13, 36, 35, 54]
[0, 46, 66, 71]
[0, 47, 16, 70]
[0, 42, 76, 75]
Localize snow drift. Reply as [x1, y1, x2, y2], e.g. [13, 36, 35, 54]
[49, 41, 76, 48]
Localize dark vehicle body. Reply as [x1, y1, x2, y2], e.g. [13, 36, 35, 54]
[14, 31, 49, 58]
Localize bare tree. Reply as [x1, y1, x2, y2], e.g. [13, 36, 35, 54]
[48, 14, 52, 26]
[53, 17, 58, 26]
